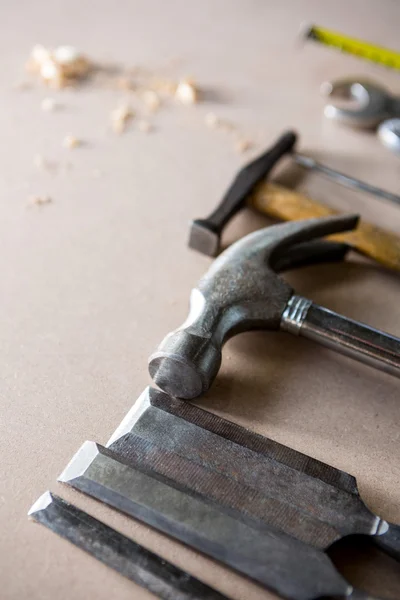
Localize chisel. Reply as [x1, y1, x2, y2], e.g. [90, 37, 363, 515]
[58, 388, 399, 599]
[58, 440, 378, 600]
[105, 387, 400, 561]
[29, 491, 229, 600]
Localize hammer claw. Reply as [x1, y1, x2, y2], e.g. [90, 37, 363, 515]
[274, 240, 350, 273]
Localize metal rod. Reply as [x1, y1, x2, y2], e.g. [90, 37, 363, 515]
[281, 295, 400, 378]
[293, 152, 400, 206]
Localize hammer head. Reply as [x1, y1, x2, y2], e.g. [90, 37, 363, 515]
[149, 215, 359, 400]
[189, 219, 220, 258]
[188, 131, 298, 256]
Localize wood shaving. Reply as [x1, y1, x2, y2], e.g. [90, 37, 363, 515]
[115, 76, 135, 91]
[175, 78, 198, 105]
[26, 44, 91, 88]
[204, 112, 237, 133]
[27, 45, 52, 70]
[142, 90, 161, 112]
[28, 195, 52, 206]
[137, 120, 152, 133]
[41, 97, 58, 112]
[234, 138, 252, 153]
[150, 77, 177, 96]
[63, 134, 82, 149]
[204, 111, 253, 152]
[111, 104, 134, 133]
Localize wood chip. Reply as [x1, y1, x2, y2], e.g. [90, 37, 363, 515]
[28, 195, 52, 206]
[111, 104, 134, 133]
[63, 134, 82, 149]
[150, 77, 177, 96]
[115, 76, 135, 91]
[142, 90, 161, 112]
[234, 139, 252, 153]
[175, 78, 198, 105]
[26, 44, 91, 88]
[26, 45, 52, 72]
[53, 46, 90, 78]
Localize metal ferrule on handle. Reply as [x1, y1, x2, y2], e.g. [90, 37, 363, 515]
[281, 295, 400, 378]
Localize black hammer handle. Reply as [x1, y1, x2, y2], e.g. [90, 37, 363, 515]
[195, 130, 297, 235]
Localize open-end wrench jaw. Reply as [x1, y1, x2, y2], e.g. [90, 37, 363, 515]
[149, 215, 359, 400]
[322, 79, 395, 128]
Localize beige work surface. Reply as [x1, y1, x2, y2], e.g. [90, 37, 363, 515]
[1, 1, 400, 598]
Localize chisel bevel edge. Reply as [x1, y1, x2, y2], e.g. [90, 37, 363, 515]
[106, 387, 400, 561]
[58, 442, 388, 600]
[28, 491, 229, 600]
[107, 387, 357, 493]
[58, 441, 352, 600]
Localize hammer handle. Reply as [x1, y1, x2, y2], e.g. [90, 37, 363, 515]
[250, 182, 400, 271]
[281, 296, 400, 379]
[202, 132, 297, 233]
[301, 302, 400, 379]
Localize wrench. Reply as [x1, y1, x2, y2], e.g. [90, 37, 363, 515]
[322, 78, 400, 153]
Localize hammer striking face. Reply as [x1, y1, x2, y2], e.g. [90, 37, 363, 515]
[149, 215, 400, 399]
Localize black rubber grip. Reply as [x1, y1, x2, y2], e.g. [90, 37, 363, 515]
[196, 130, 297, 235]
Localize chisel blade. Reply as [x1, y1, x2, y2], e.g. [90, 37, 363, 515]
[28, 491, 229, 600]
[107, 387, 357, 493]
[105, 388, 394, 554]
[58, 441, 350, 600]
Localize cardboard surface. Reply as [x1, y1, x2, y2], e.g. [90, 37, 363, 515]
[0, 1, 399, 598]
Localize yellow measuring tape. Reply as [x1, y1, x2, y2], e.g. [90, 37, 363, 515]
[304, 25, 400, 71]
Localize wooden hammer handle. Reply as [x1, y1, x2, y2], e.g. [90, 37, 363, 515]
[250, 182, 400, 271]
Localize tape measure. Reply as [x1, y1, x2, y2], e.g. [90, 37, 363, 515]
[304, 24, 400, 71]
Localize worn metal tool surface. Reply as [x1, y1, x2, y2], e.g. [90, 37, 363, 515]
[322, 79, 400, 129]
[322, 79, 400, 154]
[29, 491, 228, 600]
[189, 131, 400, 257]
[59, 438, 387, 600]
[249, 181, 400, 271]
[105, 387, 400, 560]
[150, 216, 400, 399]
